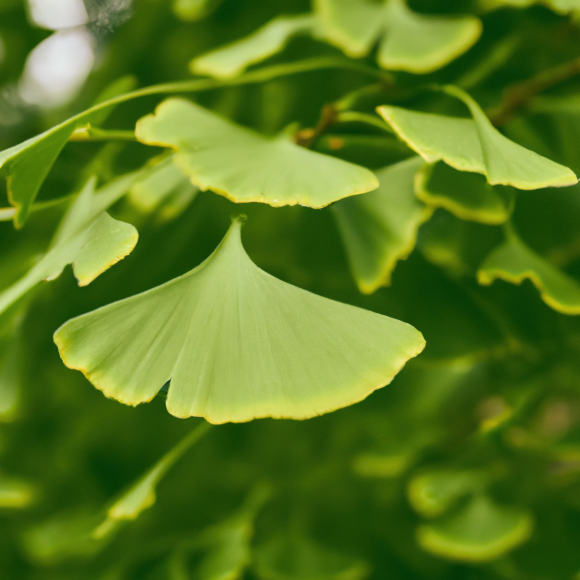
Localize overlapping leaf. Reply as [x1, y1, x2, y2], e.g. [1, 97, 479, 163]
[378, 86, 578, 190]
[54, 217, 425, 424]
[333, 156, 432, 293]
[0, 172, 143, 317]
[315, 0, 482, 73]
[416, 162, 514, 224]
[478, 232, 580, 315]
[417, 494, 533, 562]
[136, 98, 378, 208]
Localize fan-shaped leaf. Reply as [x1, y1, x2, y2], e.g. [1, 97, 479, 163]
[408, 469, 482, 518]
[377, 86, 577, 190]
[191, 15, 316, 78]
[478, 233, 580, 315]
[136, 99, 378, 208]
[417, 494, 533, 562]
[0, 171, 144, 317]
[54, 217, 425, 424]
[254, 535, 369, 580]
[332, 156, 432, 293]
[316, 0, 481, 73]
[416, 162, 514, 224]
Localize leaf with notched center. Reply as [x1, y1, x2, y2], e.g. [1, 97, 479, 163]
[316, 0, 481, 73]
[378, 86, 578, 191]
[54, 217, 425, 424]
[135, 98, 379, 209]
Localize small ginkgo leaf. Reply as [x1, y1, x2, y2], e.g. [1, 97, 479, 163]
[316, 0, 481, 73]
[129, 156, 198, 220]
[54, 217, 425, 424]
[136, 99, 378, 209]
[477, 232, 580, 315]
[417, 494, 533, 562]
[0, 473, 34, 508]
[0, 171, 143, 317]
[378, 86, 578, 190]
[254, 534, 370, 580]
[94, 422, 210, 539]
[407, 469, 482, 519]
[332, 157, 432, 294]
[191, 14, 317, 78]
[416, 162, 514, 224]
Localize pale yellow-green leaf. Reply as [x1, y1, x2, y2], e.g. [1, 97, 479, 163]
[136, 99, 378, 209]
[191, 15, 316, 78]
[417, 494, 533, 562]
[333, 157, 432, 293]
[416, 161, 514, 224]
[378, 86, 577, 190]
[478, 233, 580, 315]
[54, 218, 425, 424]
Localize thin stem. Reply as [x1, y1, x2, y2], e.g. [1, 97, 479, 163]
[0, 194, 74, 221]
[488, 56, 580, 126]
[335, 111, 393, 133]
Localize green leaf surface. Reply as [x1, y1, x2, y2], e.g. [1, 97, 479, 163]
[0, 172, 142, 316]
[94, 422, 210, 538]
[191, 15, 316, 78]
[416, 494, 533, 562]
[408, 469, 482, 518]
[478, 232, 580, 315]
[136, 99, 378, 209]
[54, 217, 425, 424]
[377, 86, 578, 190]
[416, 162, 514, 224]
[129, 156, 198, 221]
[254, 535, 369, 580]
[316, 0, 481, 73]
[333, 156, 432, 293]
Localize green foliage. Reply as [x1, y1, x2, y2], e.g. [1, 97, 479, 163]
[3, 0, 580, 578]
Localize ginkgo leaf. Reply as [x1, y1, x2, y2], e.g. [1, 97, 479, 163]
[191, 14, 317, 78]
[416, 494, 533, 562]
[254, 535, 370, 580]
[407, 469, 482, 518]
[315, 0, 481, 73]
[416, 162, 514, 224]
[332, 157, 432, 294]
[93, 422, 211, 539]
[129, 156, 198, 220]
[54, 217, 425, 424]
[377, 86, 578, 190]
[477, 232, 580, 315]
[0, 171, 144, 317]
[136, 98, 378, 209]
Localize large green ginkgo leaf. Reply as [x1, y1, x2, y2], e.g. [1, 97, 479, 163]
[54, 217, 425, 424]
[478, 232, 580, 315]
[416, 162, 514, 225]
[136, 99, 378, 208]
[0, 171, 144, 316]
[191, 14, 317, 78]
[416, 494, 533, 562]
[315, 0, 481, 73]
[377, 86, 578, 190]
[332, 156, 432, 293]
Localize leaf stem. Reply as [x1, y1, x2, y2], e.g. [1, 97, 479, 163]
[69, 127, 136, 142]
[488, 56, 580, 126]
[335, 111, 393, 133]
